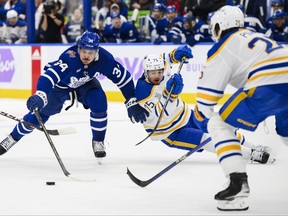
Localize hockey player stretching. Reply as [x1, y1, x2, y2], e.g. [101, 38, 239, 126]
[0, 31, 149, 163]
[136, 45, 274, 167]
[193, 5, 288, 211]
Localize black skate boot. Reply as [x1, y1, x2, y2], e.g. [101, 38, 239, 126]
[215, 172, 250, 211]
[250, 146, 275, 164]
[0, 134, 17, 155]
[92, 141, 106, 164]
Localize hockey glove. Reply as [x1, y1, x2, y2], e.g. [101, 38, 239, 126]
[169, 45, 193, 63]
[125, 97, 149, 123]
[26, 91, 48, 112]
[166, 74, 184, 95]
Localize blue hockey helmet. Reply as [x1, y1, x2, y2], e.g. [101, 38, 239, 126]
[182, 13, 195, 22]
[271, 0, 284, 7]
[77, 31, 100, 50]
[153, 3, 165, 12]
[272, 9, 285, 19]
[166, 5, 176, 13]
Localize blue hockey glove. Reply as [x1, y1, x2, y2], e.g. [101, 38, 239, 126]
[169, 45, 193, 63]
[26, 91, 47, 112]
[166, 74, 184, 95]
[125, 97, 149, 123]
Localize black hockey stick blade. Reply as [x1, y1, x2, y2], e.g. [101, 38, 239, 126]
[127, 137, 211, 187]
[0, 111, 76, 136]
[34, 109, 96, 182]
[135, 59, 186, 146]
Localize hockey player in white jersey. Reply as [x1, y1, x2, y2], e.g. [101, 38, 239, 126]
[135, 45, 274, 166]
[193, 5, 288, 211]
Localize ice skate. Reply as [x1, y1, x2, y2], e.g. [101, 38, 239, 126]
[0, 134, 17, 155]
[92, 141, 106, 165]
[250, 145, 276, 164]
[215, 172, 250, 211]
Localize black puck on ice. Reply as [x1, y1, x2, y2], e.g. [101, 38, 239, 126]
[46, 181, 55, 186]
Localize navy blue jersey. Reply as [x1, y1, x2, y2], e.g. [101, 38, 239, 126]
[102, 22, 140, 43]
[37, 45, 135, 101]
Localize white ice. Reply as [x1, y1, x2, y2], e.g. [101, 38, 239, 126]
[0, 99, 287, 215]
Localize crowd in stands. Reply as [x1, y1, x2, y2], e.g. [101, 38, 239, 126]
[0, 0, 287, 45]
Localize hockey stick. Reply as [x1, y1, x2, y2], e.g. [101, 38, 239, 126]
[34, 109, 96, 182]
[127, 137, 211, 187]
[0, 111, 76, 136]
[135, 58, 186, 146]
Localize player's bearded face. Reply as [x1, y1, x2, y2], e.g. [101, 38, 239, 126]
[147, 69, 164, 85]
[79, 49, 98, 64]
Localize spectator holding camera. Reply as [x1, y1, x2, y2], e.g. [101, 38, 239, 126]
[36, 0, 64, 43]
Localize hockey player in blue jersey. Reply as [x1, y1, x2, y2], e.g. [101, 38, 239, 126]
[0, 31, 149, 163]
[135, 45, 274, 164]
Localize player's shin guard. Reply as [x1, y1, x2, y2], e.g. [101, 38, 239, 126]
[0, 134, 18, 155]
[215, 172, 250, 211]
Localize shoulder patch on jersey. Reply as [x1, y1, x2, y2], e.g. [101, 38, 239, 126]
[66, 50, 76, 58]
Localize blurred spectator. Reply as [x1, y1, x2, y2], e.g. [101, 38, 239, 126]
[153, 5, 183, 44]
[35, 0, 44, 32]
[104, 3, 127, 26]
[93, 13, 107, 42]
[190, 0, 226, 22]
[0, 0, 25, 21]
[102, 11, 140, 43]
[265, 9, 288, 42]
[63, 8, 84, 43]
[37, 0, 64, 43]
[129, 0, 154, 11]
[143, 2, 165, 42]
[236, 4, 267, 33]
[0, 18, 5, 43]
[94, 0, 112, 29]
[266, 0, 285, 28]
[181, 0, 197, 16]
[182, 13, 212, 46]
[111, 0, 129, 18]
[4, 9, 26, 44]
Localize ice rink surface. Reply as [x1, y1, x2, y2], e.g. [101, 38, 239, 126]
[0, 99, 287, 215]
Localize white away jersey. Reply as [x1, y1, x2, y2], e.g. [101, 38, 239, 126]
[196, 29, 288, 118]
[135, 62, 191, 141]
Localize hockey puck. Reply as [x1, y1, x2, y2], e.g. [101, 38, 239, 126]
[46, 181, 55, 186]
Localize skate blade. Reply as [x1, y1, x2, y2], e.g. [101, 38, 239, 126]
[217, 197, 249, 211]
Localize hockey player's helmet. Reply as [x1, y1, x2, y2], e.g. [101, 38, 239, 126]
[77, 31, 100, 50]
[143, 54, 164, 73]
[210, 5, 244, 42]
[272, 9, 284, 19]
[166, 5, 176, 13]
[271, 0, 284, 7]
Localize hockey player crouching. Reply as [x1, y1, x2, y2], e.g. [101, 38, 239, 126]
[0, 31, 149, 164]
[135, 45, 275, 209]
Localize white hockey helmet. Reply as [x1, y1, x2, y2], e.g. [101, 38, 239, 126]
[210, 5, 244, 42]
[142, 54, 164, 73]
